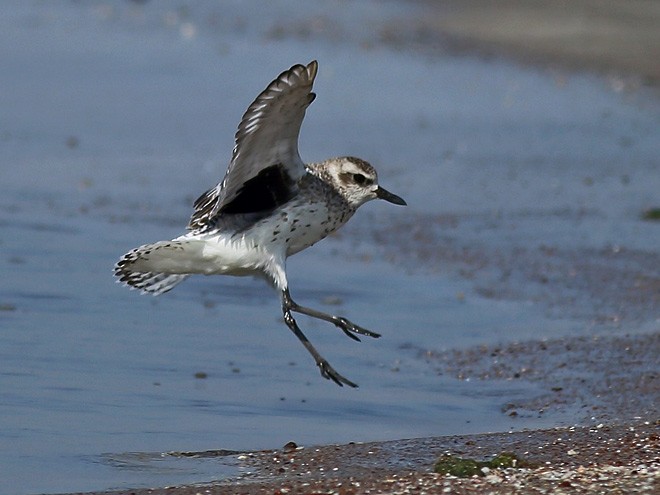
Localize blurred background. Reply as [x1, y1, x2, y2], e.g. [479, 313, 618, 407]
[0, 1, 658, 493]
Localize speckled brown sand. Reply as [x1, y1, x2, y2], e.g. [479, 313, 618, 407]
[69, 421, 658, 494]
[66, 1, 659, 493]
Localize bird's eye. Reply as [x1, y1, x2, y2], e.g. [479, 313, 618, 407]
[353, 173, 368, 185]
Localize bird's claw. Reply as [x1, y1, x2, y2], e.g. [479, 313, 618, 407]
[335, 317, 381, 340]
[318, 360, 358, 388]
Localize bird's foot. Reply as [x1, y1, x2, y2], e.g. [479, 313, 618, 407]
[317, 359, 358, 388]
[334, 316, 381, 341]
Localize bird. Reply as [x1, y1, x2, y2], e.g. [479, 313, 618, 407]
[114, 60, 406, 387]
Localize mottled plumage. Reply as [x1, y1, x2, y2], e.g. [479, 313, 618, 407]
[115, 61, 406, 387]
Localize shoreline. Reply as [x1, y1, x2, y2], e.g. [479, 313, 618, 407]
[67, 331, 659, 494]
[70, 420, 659, 494]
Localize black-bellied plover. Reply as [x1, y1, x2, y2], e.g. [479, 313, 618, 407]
[115, 61, 406, 387]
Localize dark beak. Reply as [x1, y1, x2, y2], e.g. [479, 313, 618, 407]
[376, 186, 407, 206]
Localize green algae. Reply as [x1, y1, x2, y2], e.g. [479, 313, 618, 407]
[434, 452, 534, 477]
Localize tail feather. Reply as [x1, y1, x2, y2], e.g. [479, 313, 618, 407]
[116, 270, 188, 295]
[115, 240, 200, 295]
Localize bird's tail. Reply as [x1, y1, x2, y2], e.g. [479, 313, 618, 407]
[114, 239, 205, 295]
[115, 270, 189, 295]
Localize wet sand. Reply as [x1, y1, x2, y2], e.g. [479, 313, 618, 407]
[61, 1, 660, 494]
[403, 0, 660, 88]
[67, 421, 659, 494]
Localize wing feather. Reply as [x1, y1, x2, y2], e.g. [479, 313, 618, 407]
[188, 61, 318, 230]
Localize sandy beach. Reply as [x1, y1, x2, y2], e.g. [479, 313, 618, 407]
[66, 421, 657, 494]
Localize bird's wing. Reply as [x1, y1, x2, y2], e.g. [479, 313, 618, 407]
[188, 61, 318, 230]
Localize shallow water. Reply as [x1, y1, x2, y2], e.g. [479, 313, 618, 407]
[1, 1, 658, 494]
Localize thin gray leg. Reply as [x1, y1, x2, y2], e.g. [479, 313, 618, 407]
[283, 289, 381, 341]
[281, 289, 359, 387]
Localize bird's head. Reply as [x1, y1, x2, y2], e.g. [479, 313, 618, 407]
[317, 156, 406, 209]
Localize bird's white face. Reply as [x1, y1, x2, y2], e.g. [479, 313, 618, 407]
[325, 157, 407, 208]
[332, 157, 380, 207]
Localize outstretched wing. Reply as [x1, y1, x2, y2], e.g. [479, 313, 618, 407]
[188, 61, 318, 230]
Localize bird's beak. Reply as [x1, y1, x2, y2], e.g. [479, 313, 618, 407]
[376, 186, 407, 206]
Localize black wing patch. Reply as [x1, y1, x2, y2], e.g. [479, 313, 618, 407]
[219, 164, 295, 215]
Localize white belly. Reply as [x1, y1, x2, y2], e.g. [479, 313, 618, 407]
[169, 232, 279, 277]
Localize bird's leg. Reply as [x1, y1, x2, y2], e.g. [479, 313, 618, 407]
[282, 288, 381, 342]
[281, 289, 358, 387]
